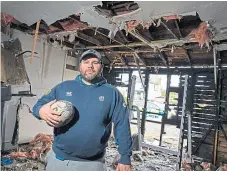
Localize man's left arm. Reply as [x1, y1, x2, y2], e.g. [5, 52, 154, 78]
[112, 89, 133, 167]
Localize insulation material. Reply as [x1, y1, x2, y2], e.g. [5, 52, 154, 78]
[1, 12, 16, 25]
[162, 15, 183, 22]
[142, 21, 153, 29]
[6, 133, 53, 160]
[125, 20, 141, 34]
[108, 23, 119, 39]
[187, 22, 213, 48]
[181, 160, 227, 171]
[58, 14, 88, 31]
[48, 25, 61, 32]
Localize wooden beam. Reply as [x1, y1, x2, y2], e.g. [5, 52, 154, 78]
[109, 51, 129, 67]
[118, 30, 129, 43]
[118, 54, 128, 67]
[158, 51, 168, 67]
[175, 20, 183, 38]
[30, 20, 40, 64]
[103, 52, 112, 64]
[174, 20, 192, 66]
[160, 20, 179, 40]
[70, 44, 205, 53]
[72, 38, 198, 53]
[75, 32, 102, 46]
[133, 54, 146, 89]
[183, 48, 192, 66]
[142, 29, 154, 40]
[175, 20, 192, 66]
[134, 52, 146, 66]
[129, 30, 152, 47]
[129, 30, 168, 66]
[90, 27, 135, 52]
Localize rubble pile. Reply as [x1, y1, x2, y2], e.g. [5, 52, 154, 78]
[181, 160, 227, 171]
[106, 137, 177, 171]
[6, 134, 225, 171]
[6, 133, 53, 160]
[1, 133, 53, 171]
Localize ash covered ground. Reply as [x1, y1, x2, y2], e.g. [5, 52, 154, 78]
[1, 135, 177, 171]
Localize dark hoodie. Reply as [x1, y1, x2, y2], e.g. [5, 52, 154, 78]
[32, 75, 132, 164]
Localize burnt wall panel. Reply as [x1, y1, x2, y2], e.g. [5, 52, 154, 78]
[217, 70, 227, 163]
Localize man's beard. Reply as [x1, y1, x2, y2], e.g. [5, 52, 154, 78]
[81, 71, 102, 84]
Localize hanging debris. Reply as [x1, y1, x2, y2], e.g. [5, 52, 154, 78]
[162, 15, 183, 22]
[125, 20, 141, 35]
[142, 21, 153, 29]
[58, 14, 89, 31]
[187, 22, 213, 48]
[1, 12, 16, 25]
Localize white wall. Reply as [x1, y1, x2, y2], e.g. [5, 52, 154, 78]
[63, 55, 80, 81]
[2, 30, 79, 143]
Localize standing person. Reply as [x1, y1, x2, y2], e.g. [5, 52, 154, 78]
[32, 49, 132, 171]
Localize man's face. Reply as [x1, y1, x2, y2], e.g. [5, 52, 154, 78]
[79, 55, 103, 82]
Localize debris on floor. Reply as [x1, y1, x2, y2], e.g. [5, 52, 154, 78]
[5, 133, 226, 171]
[6, 133, 53, 160]
[106, 137, 177, 171]
[181, 159, 227, 171]
[1, 133, 53, 171]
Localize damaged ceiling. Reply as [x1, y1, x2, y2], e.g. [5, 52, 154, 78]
[1, 1, 227, 69]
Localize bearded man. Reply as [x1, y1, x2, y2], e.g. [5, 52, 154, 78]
[32, 49, 132, 171]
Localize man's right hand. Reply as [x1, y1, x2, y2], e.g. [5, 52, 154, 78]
[39, 100, 61, 127]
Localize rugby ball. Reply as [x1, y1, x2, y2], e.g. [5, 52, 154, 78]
[50, 100, 75, 128]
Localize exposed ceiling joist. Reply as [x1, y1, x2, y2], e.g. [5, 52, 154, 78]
[129, 30, 169, 66]
[158, 51, 168, 67]
[71, 44, 206, 52]
[133, 53, 146, 90]
[183, 48, 192, 66]
[133, 52, 146, 66]
[73, 35, 196, 50]
[160, 20, 179, 40]
[117, 54, 128, 68]
[175, 20, 182, 38]
[174, 19, 192, 66]
[118, 30, 130, 43]
[75, 32, 102, 46]
[2, 1, 223, 69]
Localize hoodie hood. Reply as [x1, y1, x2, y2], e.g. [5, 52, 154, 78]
[75, 74, 107, 86]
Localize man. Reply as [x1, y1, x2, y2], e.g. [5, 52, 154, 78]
[32, 49, 132, 171]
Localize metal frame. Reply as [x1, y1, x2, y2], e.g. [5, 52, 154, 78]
[187, 111, 192, 163]
[159, 73, 171, 146]
[189, 48, 227, 165]
[141, 70, 149, 137]
[176, 75, 189, 171]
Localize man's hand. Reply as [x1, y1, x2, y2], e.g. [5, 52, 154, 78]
[39, 100, 61, 127]
[116, 164, 132, 171]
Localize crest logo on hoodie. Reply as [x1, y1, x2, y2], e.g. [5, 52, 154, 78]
[99, 96, 104, 101]
[66, 92, 72, 96]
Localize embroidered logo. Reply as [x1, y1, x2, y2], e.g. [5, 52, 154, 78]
[45, 89, 51, 95]
[99, 96, 104, 101]
[66, 92, 72, 96]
